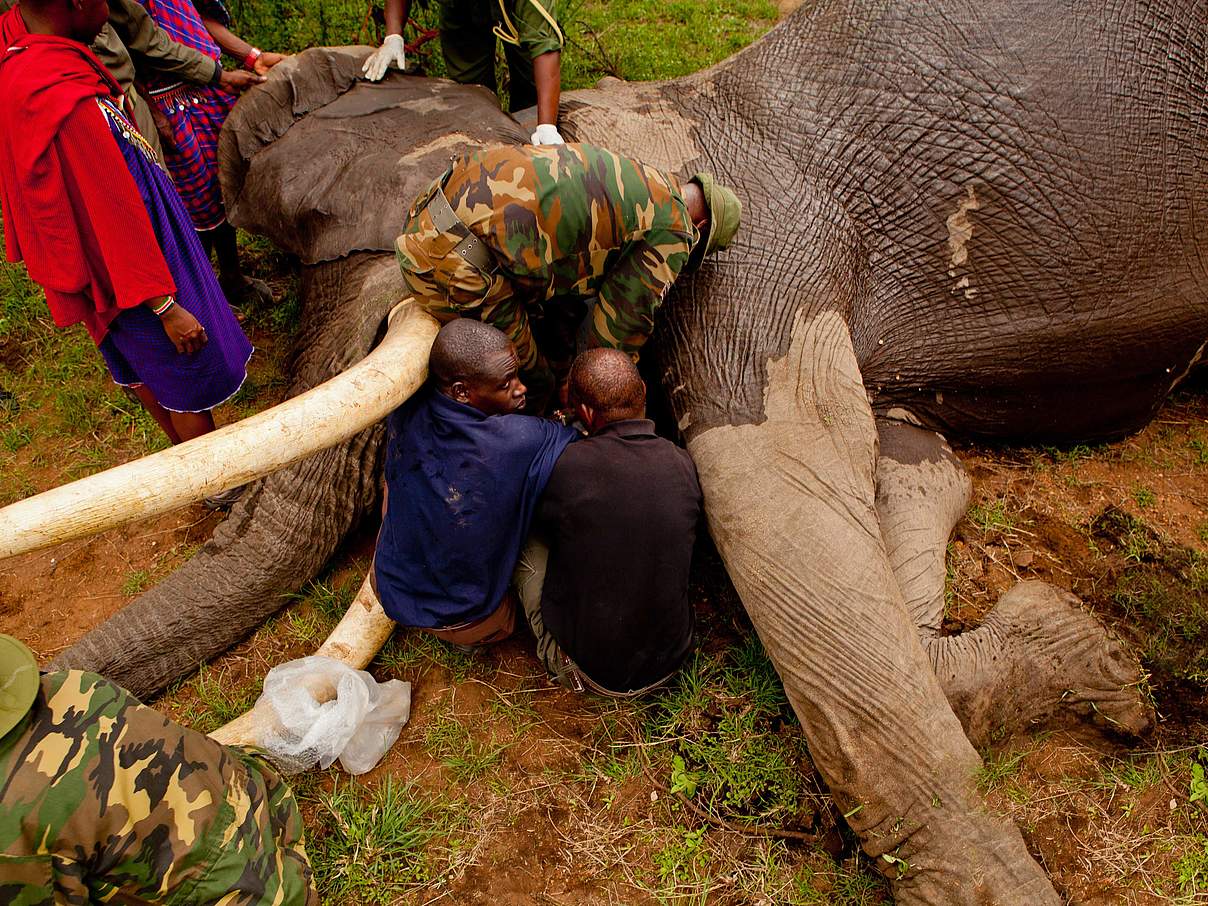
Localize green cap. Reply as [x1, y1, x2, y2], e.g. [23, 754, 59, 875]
[0, 634, 39, 739]
[685, 172, 741, 272]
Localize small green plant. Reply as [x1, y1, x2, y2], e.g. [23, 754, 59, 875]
[653, 825, 708, 887]
[1133, 485, 1157, 509]
[1189, 436, 1208, 466]
[1, 423, 30, 451]
[669, 754, 699, 797]
[977, 747, 1027, 792]
[377, 629, 481, 682]
[1191, 761, 1208, 808]
[966, 497, 1022, 536]
[120, 568, 152, 597]
[172, 665, 260, 734]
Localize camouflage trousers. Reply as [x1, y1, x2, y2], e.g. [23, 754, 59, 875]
[0, 671, 318, 906]
[396, 183, 662, 406]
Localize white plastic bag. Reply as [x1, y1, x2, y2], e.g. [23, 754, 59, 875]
[250, 655, 411, 775]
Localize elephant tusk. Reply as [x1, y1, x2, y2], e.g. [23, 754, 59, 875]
[0, 302, 440, 561]
[208, 570, 394, 747]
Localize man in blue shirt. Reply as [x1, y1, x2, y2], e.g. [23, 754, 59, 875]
[373, 319, 577, 647]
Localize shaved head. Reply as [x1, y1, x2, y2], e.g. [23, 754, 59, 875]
[569, 348, 645, 424]
[429, 319, 527, 415]
[430, 319, 512, 387]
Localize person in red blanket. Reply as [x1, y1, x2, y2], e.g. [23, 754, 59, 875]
[0, 0, 252, 504]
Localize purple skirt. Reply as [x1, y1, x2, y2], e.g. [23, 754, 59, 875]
[96, 98, 250, 413]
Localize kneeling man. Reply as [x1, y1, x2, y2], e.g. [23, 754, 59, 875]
[517, 349, 703, 694]
[374, 319, 577, 646]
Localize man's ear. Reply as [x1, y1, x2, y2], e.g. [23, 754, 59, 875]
[576, 402, 594, 430]
[450, 380, 470, 402]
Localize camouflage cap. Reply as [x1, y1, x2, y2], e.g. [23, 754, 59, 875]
[0, 633, 39, 739]
[685, 172, 742, 272]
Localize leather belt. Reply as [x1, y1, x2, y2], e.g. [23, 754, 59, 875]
[425, 188, 497, 275]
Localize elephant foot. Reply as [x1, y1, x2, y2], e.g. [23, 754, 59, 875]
[874, 798, 1060, 906]
[927, 580, 1152, 745]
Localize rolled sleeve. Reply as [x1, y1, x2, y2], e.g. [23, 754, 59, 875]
[507, 0, 563, 58]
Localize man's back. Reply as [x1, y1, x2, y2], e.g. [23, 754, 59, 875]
[535, 418, 702, 692]
[442, 142, 696, 289]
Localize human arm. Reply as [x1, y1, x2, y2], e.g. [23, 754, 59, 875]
[586, 229, 694, 357]
[502, 0, 564, 143]
[199, 13, 285, 75]
[362, 0, 411, 81]
[531, 51, 563, 144]
[107, 0, 220, 86]
[11, 672, 316, 905]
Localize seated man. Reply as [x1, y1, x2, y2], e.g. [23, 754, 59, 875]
[394, 142, 741, 409]
[0, 633, 317, 903]
[373, 319, 577, 646]
[516, 349, 704, 695]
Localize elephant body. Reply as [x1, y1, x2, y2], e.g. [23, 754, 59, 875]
[54, 3, 1208, 903]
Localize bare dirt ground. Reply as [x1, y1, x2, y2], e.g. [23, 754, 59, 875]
[3, 377, 1205, 904]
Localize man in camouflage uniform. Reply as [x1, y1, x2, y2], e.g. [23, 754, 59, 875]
[395, 142, 742, 408]
[0, 633, 318, 905]
[364, 0, 566, 145]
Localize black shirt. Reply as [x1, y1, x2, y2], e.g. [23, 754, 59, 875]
[535, 419, 703, 692]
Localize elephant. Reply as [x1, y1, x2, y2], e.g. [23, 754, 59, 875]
[42, 2, 1208, 903]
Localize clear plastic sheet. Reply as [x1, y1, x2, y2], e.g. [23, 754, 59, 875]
[249, 655, 411, 775]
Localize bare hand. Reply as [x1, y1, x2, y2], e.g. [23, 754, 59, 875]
[218, 68, 266, 94]
[159, 304, 208, 355]
[254, 51, 285, 75]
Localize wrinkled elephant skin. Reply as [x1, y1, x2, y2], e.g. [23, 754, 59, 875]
[54, 5, 1208, 904]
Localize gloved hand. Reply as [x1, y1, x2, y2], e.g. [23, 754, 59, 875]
[530, 123, 565, 146]
[362, 33, 406, 82]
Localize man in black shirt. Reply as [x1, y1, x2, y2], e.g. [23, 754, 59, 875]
[515, 349, 703, 695]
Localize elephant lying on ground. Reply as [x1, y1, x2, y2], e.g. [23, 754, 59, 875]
[51, 3, 1207, 903]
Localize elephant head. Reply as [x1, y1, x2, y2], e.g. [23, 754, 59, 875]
[29, 3, 1208, 903]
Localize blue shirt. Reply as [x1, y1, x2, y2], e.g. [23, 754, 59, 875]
[374, 387, 576, 628]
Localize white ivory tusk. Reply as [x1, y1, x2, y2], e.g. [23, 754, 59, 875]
[209, 570, 394, 746]
[0, 302, 439, 560]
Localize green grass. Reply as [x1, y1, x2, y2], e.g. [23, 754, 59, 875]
[966, 497, 1025, 536]
[559, 0, 778, 89]
[423, 710, 509, 782]
[167, 664, 262, 735]
[376, 629, 483, 682]
[309, 777, 450, 902]
[643, 638, 818, 828]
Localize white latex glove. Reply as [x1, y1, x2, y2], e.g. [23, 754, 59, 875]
[531, 123, 565, 146]
[362, 33, 406, 81]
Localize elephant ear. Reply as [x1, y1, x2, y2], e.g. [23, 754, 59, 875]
[219, 47, 526, 265]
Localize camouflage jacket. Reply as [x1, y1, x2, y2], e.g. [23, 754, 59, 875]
[0, 671, 317, 906]
[404, 142, 699, 358]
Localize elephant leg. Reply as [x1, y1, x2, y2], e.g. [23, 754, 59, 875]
[873, 420, 1152, 745]
[688, 309, 1059, 904]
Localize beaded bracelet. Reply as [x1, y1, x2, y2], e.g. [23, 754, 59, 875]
[152, 296, 175, 317]
[243, 47, 262, 71]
